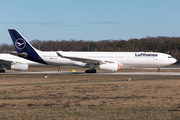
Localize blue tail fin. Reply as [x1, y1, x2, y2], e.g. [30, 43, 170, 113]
[8, 29, 47, 65]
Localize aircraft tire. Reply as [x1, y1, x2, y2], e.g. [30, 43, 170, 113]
[85, 69, 96, 73]
[92, 70, 96, 73]
[0, 70, 5, 73]
[85, 70, 90, 73]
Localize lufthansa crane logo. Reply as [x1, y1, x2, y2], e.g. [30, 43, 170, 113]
[15, 38, 26, 49]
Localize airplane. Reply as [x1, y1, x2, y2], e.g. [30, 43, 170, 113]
[0, 53, 45, 73]
[8, 29, 177, 73]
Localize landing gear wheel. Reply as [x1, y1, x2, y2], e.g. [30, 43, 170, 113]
[0, 70, 5, 73]
[58, 67, 62, 72]
[85, 69, 96, 73]
[85, 70, 89, 73]
[157, 67, 160, 73]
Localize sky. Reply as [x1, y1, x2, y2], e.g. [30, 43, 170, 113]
[0, 0, 180, 44]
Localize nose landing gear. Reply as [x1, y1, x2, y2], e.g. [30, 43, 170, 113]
[58, 66, 62, 72]
[157, 67, 160, 73]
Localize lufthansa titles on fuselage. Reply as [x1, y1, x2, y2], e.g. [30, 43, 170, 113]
[135, 53, 158, 57]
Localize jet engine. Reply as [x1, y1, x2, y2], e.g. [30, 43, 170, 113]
[99, 63, 123, 71]
[7, 63, 29, 71]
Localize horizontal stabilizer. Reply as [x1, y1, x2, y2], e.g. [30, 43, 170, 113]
[6, 51, 27, 58]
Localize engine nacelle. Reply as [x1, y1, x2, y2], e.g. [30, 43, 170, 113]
[99, 63, 123, 71]
[8, 63, 29, 71]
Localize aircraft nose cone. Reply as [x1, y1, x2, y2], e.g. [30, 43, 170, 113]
[172, 58, 177, 64]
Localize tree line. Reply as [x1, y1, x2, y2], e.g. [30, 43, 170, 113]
[1, 36, 180, 64]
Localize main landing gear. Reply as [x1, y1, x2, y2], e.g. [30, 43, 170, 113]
[85, 69, 96, 73]
[0, 69, 5, 73]
[157, 67, 160, 73]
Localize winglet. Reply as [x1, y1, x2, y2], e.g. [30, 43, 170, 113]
[56, 51, 64, 57]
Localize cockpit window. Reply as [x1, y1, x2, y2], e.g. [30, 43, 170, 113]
[168, 56, 172, 58]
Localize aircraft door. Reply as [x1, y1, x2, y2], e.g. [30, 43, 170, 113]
[159, 55, 163, 61]
[153, 57, 158, 64]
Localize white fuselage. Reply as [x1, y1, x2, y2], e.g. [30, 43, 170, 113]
[37, 51, 177, 69]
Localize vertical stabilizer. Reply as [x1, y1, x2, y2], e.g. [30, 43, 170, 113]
[8, 29, 47, 64]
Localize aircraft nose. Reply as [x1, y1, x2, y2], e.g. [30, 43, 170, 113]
[172, 58, 177, 64]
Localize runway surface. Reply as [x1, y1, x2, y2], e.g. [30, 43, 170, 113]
[2, 71, 180, 76]
[1, 70, 180, 87]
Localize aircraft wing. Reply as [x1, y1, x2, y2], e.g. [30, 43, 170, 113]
[57, 51, 114, 64]
[0, 58, 15, 65]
